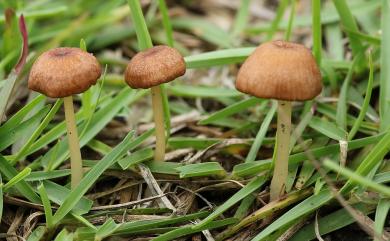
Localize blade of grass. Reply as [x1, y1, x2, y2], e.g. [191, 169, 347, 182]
[245, 101, 276, 162]
[152, 218, 237, 241]
[312, 0, 322, 65]
[379, 0, 390, 131]
[348, 52, 374, 140]
[232, 132, 385, 177]
[289, 203, 375, 241]
[231, 0, 251, 38]
[37, 183, 54, 229]
[323, 159, 390, 197]
[0, 105, 50, 152]
[52, 131, 135, 224]
[3, 167, 31, 192]
[0, 154, 40, 203]
[12, 99, 62, 164]
[331, 0, 364, 57]
[157, 0, 174, 47]
[193, 176, 266, 229]
[266, 0, 289, 40]
[199, 97, 260, 125]
[336, 54, 362, 130]
[374, 199, 390, 241]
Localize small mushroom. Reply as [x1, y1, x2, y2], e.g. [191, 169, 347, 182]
[29, 47, 101, 189]
[236, 40, 322, 201]
[125, 45, 186, 161]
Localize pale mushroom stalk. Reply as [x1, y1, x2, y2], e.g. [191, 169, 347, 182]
[63, 96, 83, 189]
[151, 86, 166, 161]
[269, 100, 291, 201]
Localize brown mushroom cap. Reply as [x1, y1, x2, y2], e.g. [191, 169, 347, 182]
[28, 47, 101, 98]
[124, 45, 186, 89]
[236, 40, 322, 101]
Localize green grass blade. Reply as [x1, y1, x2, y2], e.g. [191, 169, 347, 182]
[37, 183, 54, 228]
[331, 0, 364, 57]
[193, 176, 266, 229]
[266, 0, 289, 40]
[3, 167, 31, 191]
[309, 116, 347, 141]
[157, 0, 174, 47]
[380, 0, 390, 131]
[42, 89, 147, 170]
[153, 218, 237, 241]
[312, 0, 322, 64]
[284, 0, 296, 41]
[12, 99, 62, 164]
[290, 203, 374, 241]
[348, 52, 374, 140]
[95, 218, 119, 241]
[176, 162, 227, 178]
[251, 189, 333, 241]
[246, 101, 276, 162]
[342, 129, 390, 193]
[0, 155, 40, 203]
[43, 180, 92, 215]
[184, 47, 254, 69]
[0, 105, 50, 152]
[324, 159, 390, 197]
[0, 174, 2, 222]
[231, 0, 251, 38]
[199, 97, 260, 125]
[52, 131, 135, 224]
[0, 94, 45, 131]
[167, 85, 241, 98]
[118, 148, 153, 169]
[374, 199, 390, 241]
[336, 54, 362, 130]
[128, 0, 153, 50]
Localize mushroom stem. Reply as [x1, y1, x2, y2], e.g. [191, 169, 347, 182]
[151, 86, 166, 161]
[63, 96, 83, 189]
[270, 100, 292, 201]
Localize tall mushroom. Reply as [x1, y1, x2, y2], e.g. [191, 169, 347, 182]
[28, 47, 101, 189]
[124, 45, 186, 162]
[236, 40, 322, 201]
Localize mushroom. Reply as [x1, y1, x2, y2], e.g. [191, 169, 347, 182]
[28, 47, 101, 189]
[124, 45, 186, 161]
[236, 40, 322, 201]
